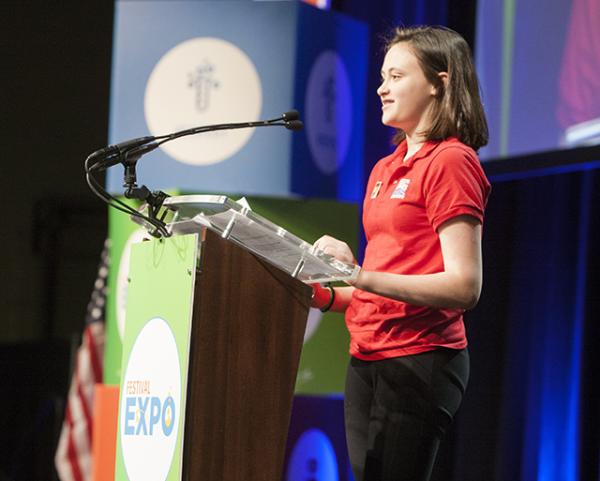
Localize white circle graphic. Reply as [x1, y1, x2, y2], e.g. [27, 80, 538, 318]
[145, 37, 263, 165]
[305, 51, 353, 175]
[286, 428, 339, 481]
[116, 229, 148, 341]
[120, 317, 181, 481]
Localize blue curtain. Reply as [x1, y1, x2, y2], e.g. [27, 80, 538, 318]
[445, 167, 600, 481]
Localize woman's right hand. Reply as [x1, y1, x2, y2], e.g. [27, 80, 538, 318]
[313, 235, 357, 265]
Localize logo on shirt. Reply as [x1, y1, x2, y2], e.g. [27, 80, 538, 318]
[370, 181, 383, 199]
[391, 178, 411, 199]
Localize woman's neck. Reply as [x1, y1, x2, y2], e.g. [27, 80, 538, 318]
[402, 106, 435, 161]
[403, 133, 427, 161]
[402, 113, 432, 161]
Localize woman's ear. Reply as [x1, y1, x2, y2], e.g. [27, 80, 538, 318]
[432, 71, 449, 96]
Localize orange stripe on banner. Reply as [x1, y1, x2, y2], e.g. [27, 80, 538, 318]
[91, 384, 120, 481]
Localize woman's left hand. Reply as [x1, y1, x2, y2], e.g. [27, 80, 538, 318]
[313, 235, 357, 265]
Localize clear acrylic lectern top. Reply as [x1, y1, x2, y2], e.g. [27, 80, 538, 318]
[161, 195, 359, 284]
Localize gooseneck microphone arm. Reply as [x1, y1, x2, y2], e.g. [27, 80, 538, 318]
[86, 109, 303, 173]
[84, 110, 304, 238]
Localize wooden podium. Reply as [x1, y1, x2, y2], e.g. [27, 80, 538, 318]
[183, 228, 310, 480]
[115, 195, 358, 481]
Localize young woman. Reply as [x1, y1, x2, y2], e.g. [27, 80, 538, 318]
[312, 26, 491, 481]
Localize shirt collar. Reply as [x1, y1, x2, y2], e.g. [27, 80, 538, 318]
[390, 138, 445, 168]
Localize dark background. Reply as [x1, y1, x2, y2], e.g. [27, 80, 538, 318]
[2, 2, 598, 481]
[1, 3, 113, 480]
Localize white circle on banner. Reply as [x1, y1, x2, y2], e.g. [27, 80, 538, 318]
[144, 37, 263, 165]
[305, 51, 353, 175]
[304, 308, 323, 344]
[286, 428, 339, 481]
[116, 229, 148, 341]
[120, 317, 181, 481]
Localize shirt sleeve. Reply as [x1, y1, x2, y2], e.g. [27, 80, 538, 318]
[423, 146, 491, 232]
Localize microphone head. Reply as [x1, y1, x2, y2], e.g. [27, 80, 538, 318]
[282, 109, 300, 121]
[285, 120, 304, 131]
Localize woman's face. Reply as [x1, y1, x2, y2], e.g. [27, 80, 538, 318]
[377, 42, 438, 135]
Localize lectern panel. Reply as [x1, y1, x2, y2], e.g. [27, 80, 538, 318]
[183, 230, 311, 481]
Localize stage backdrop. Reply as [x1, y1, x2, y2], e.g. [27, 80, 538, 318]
[103, 2, 368, 480]
[107, 0, 368, 201]
[476, 0, 600, 159]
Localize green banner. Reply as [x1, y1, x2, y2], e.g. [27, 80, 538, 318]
[114, 234, 197, 481]
[104, 195, 359, 394]
[247, 197, 358, 394]
[104, 197, 144, 385]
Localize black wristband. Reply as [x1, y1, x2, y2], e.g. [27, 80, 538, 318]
[320, 285, 335, 312]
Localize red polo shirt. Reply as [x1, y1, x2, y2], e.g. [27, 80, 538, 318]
[346, 137, 491, 360]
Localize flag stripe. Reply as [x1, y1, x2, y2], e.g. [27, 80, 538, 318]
[85, 324, 103, 382]
[55, 241, 109, 481]
[76, 374, 94, 444]
[65, 406, 84, 481]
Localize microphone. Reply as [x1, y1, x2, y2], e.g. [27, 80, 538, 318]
[87, 109, 303, 172]
[170, 110, 303, 139]
[285, 120, 304, 131]
[89, 136, 158, 169]
[282, 109, 300, 121]
[91, 136, 155, 158]
[85, 109, 305, 239]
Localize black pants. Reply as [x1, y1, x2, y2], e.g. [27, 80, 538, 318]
[344, 348, 469, 481]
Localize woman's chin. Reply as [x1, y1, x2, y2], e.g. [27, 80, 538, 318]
[381, 117, 402, 129]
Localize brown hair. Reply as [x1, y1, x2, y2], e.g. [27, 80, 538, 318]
[384, 26, 488, 150]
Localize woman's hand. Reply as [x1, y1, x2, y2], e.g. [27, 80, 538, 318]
[313, 235, 357, 265]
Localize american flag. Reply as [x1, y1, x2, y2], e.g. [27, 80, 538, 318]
[55, 241, 109, 481]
